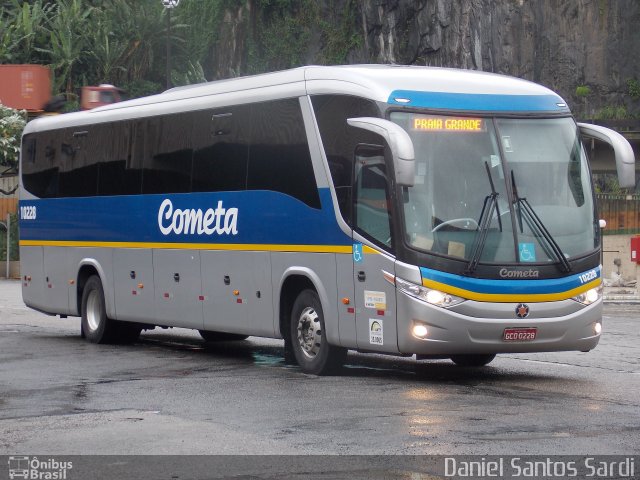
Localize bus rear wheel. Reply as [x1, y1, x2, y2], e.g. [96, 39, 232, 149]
[450, 354, 496, 367]
[199, 330, 248, 342]
[290, 289, 346, 375]
[81, 275, 119, 344]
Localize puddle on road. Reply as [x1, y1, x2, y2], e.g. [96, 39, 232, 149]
[251, 352, 285, 367]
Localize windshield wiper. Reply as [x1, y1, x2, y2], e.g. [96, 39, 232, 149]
[511, 171, 572, 273]
[465, 162, 502, 274]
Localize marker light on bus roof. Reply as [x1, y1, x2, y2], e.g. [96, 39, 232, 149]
[394, 276, 465, 308]
[394, 98, 411, 104]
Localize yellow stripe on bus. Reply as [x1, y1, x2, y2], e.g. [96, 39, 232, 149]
[19, 239, 379, 255]
[421, 277, 602, 303]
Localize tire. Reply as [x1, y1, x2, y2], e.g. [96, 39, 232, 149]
[450, 354, 496, 367]
[199, 330, 249, 342]
[290, 289, 346, 375]
[81, 275, 118, 344]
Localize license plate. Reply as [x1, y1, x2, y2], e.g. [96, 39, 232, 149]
[503, 327, 537, 342]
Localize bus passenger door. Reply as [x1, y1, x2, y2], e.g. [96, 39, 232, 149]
[352, 145, 398, 352]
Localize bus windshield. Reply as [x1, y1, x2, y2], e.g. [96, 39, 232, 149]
[391, 113, 597, 265]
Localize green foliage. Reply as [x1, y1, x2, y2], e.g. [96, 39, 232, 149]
[172, 60, 207, 88]
[0, 0, 52, 64]
[0, 105, 26, 169]
[179, 0, 226, 68]
[37, 0, 94, 92]
[317, 0, 362, 65]
[123, 79, 163, 99]
[627, 78, 640, 101]
[575, 85, 591, 97]
[0, 0, 191, 96]
[0, 213, 19, 262]
[594, 173, 623, 195]
[247, 1, 316, 74]
[594, 105, 630, 120]
[0, 1, 365, 98]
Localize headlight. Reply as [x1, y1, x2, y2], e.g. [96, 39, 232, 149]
[572, 286, 602, 305]
[395, 276, 465, 308]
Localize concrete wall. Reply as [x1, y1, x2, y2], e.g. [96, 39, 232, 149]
[0, 261, 20, 279]
[602, 234, 639, 285]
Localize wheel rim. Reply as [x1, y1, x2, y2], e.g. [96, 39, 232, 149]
[86, 289, 101, 332]
[296, 306, 321, 359]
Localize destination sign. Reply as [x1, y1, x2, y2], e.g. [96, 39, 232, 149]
[413, 117, 486, 132]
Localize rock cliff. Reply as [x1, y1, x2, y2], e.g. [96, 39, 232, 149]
[211, 0, 640, 115]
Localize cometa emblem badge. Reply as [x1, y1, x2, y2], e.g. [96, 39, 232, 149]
[515, 303, 530, 319]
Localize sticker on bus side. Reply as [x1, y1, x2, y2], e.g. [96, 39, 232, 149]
[369, 319, 383, 345]
[364, 290, 386, 310]
[353, 243, 363, 263]
[518, 243, 536, 262]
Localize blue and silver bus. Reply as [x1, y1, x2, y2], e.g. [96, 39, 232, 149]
[19, 65, 636, 374]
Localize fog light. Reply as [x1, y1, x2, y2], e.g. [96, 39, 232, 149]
[412, 324, 428, 338]
[594, 322, 602, 335]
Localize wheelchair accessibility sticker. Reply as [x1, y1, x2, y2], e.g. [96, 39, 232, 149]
[519, 243, 536, 262]
[353, 243, 363, 263]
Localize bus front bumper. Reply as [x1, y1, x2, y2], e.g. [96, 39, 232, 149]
[397, 294, 602, 356]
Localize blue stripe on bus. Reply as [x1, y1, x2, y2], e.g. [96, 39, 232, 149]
[388, 90, 570, 112]
[19, 188, 352, 247]
[420, 265, 601, 296]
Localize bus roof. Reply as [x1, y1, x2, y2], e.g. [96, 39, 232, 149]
[24, 65, 569, 133]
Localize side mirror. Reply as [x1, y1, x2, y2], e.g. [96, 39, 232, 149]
[347, 117, 415, 187]
[578, 123, 636, 188]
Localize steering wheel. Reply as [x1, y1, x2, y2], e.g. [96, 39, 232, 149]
[432, 218, 479, 232]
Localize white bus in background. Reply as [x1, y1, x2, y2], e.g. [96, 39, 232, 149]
[19, 65, 635, 374]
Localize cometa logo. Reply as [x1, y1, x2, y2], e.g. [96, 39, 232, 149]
[499, 268, 540, 279]
[158, 199, 238, 236]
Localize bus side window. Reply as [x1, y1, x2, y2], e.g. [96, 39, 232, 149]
[310, 95, 381, 222]
[58, 129, 99, 197]
[142, 113, 193, 194]
[353, 144, 392, 249]
[247, 98, 320, 209]
[97, 121, 141, 196]
[191, 106, 250, 193]
[22, 131, 59, 198]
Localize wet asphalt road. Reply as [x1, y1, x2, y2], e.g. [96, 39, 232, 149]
[1, 279, 639, 460]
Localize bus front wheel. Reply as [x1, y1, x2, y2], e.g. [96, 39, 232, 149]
[450, 354, 496, 367]
[290, 289, 346, 375]
[81, 275, 119, 344]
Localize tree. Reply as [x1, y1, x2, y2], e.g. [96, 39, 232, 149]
[0, 1, 52, 64]
[0, 104, 26, 173]
[37, 0, 94, 93]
